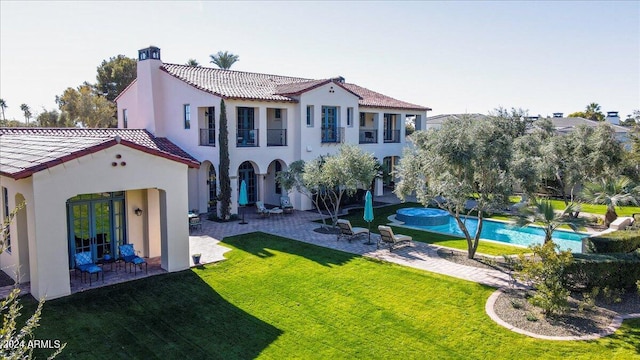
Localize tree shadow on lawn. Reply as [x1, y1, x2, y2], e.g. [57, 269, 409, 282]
[223, 232, 358, 268]
[29, 271, 282, 360]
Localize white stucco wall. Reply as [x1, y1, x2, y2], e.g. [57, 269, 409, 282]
[0, 176, 35, 284]
[25, 144, 190, 299]
[116, 57, 428, 212]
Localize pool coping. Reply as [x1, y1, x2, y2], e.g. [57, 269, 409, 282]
[387, 215, 598, 253]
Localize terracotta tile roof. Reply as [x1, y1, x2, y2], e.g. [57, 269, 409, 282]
[161, 64, 310, 102]
[0, 128, 199, 179]
[160, 64, 430, 111]
[342, 83, 430, 111]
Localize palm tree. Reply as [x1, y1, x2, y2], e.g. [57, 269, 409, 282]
[209, 51, 239, 70]
[584, 102, 605, 122]
[581, 177, 638, 227]
[19, 103, 31, 125]
[186, 59, 200, 66]
[516, 200, 586, 244]
[0, 98, 7, 122]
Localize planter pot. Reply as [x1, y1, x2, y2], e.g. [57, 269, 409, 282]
[192, 254, 201, 265]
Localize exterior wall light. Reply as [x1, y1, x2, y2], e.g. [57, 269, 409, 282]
[134, 208, 143, 216]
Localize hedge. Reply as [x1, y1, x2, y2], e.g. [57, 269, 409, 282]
[583, 230, 640, 254]
[564, 251, 640, 291]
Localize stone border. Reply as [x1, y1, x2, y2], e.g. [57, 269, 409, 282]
[485, 288, 640, 341]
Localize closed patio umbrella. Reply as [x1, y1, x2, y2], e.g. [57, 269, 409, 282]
[239, 180, 248, 225]
[363, 190, 374, 244]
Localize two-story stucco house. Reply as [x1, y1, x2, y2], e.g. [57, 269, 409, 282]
[116, 47, 431, 214]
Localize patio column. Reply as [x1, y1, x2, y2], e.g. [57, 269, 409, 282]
[258, 174, 266, 203]
[375, 177, 384, 196]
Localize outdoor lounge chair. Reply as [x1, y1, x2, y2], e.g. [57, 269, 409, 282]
[336, 219, 369, 242]
[118, 244, 148, 275]
[377, 225, 412, 251]
[280, 196, 294, 214]
[74, 251, 103, 286]
[256, 201, 283, 217]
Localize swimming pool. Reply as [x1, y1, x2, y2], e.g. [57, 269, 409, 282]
[397, 212, 587, 253]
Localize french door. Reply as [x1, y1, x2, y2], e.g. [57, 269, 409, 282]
[68, 193, 125, 268]
[238, 162, 257, 204]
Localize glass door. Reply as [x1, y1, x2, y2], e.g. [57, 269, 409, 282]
[237, 107, 255, 146]
[68, 193, 125, 268]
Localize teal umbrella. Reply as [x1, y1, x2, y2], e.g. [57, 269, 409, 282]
[363, 190, 374, 244]
[239, 180, 248, 224]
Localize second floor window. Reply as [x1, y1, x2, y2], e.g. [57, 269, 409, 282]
[306, 105, 314, 127]
[321, 106, 338, 142]
[184, 104, 191, 129]
[122, 109, 128, 129]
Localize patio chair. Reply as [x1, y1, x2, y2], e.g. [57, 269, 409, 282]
[336, 219, 369, 242]
[118, 244, 148, 275]
[280, 196, 294, 214]
[74, 251, 103, 286]
[189, 215, 202, 232]
[377, 225, 412, 251]
[256, 201, 270, 217]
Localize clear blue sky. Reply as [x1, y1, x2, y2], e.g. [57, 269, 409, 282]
[1, 1, 638, 121]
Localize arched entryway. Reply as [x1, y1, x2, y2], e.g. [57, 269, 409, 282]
[382, 156, 400, 188]
[238, 161, 257, 204]
[265, 159, 287, 206]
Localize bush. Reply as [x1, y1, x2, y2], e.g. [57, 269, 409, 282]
[516, 242, 573, 316]
[564, 252, 640, 291]
[584, 230, 640, 254]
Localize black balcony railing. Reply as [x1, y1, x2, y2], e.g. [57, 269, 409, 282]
[199, 128, 216, 146]
[359, 129, 378, 144]
[237, 128, 259, 147]
[383, 129, 400, 143]
[321, 127, 345, 144]
[267, 129, 287, 146]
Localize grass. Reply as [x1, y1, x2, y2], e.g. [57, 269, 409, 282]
[30, 233, 640, 359]
[510, 196, 640, 217]
[339, 203, 528, 256]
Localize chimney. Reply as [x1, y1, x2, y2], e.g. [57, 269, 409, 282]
[136, 46, 163, 135]
[606, 111, 620, 125]
[332, 76, 345, 84]
[552, 112, 563, 118]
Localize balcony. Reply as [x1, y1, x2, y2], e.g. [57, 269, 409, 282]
[359, 129, 378, 144]
[267, 129, 287, 146]
[199, 128, 216, 146]
[237, 128, 259, 147]
[321, 127, 345, 144]
[383, 129, 400, 143]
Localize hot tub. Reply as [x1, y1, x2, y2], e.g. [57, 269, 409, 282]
[396, 208, 450, 226]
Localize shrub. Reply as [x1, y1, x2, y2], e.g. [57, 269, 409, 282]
[516, 242, 573, 316]
[583, 230, 640, 254]
[564, 252, 640, 291]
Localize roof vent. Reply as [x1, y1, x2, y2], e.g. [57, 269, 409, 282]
[552, 112, 563, 118]
[332, 76, 345, 84]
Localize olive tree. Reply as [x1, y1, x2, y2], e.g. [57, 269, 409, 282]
[277, 144, 377, 228]
[395, 115, 514, 259]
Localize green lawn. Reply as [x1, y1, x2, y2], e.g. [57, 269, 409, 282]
[31, 233, 639, 359]
[510, 196, 640, 217]
[340, 203, 527, 256]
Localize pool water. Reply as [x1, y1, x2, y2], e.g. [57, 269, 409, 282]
[404, 215, 586, 253]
